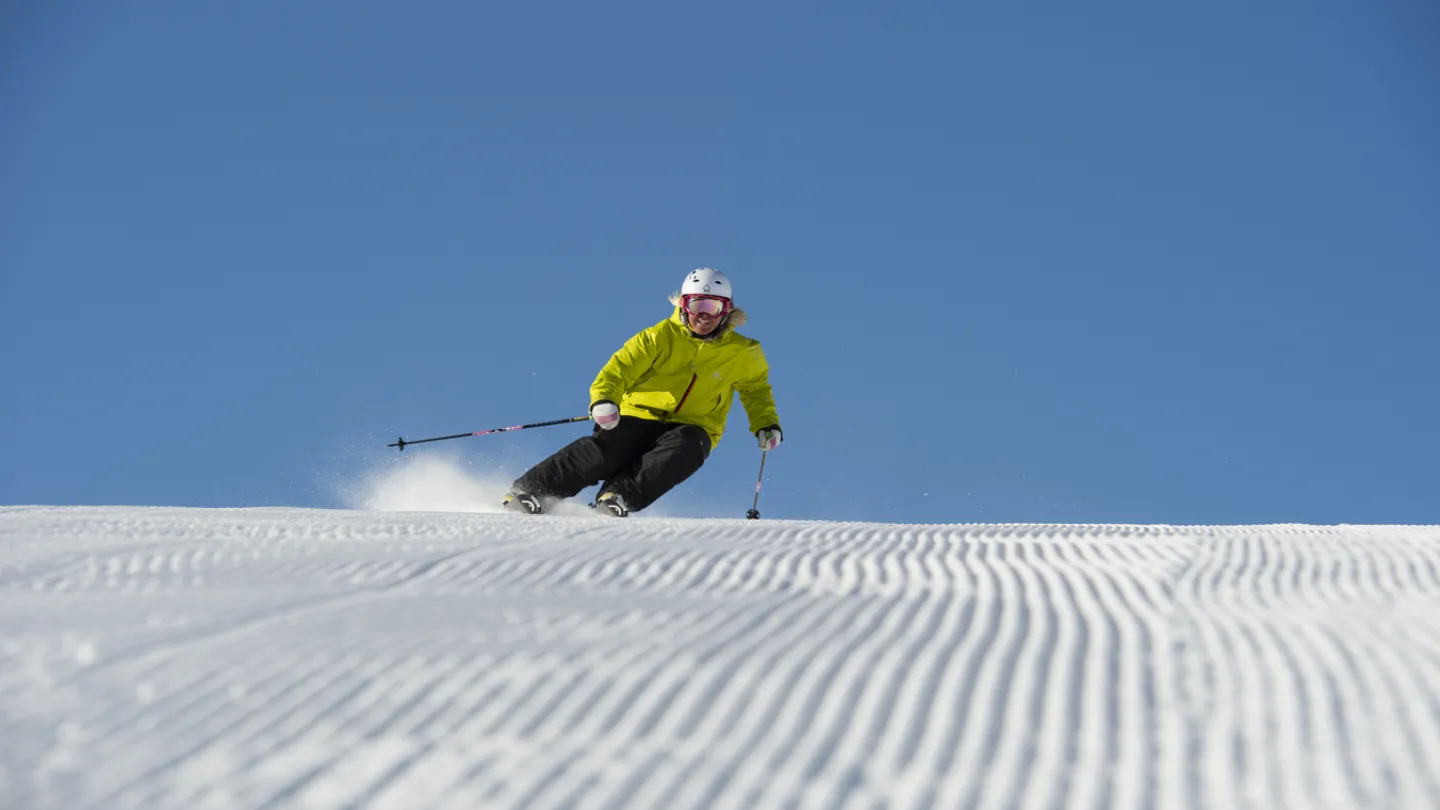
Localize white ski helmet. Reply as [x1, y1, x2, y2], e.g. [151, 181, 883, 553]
[681, 267, 733, 301]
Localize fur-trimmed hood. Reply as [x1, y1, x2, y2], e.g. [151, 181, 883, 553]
[669, 293, 748, 330]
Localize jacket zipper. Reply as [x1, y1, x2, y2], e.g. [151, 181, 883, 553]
[673, 373, 698, 414]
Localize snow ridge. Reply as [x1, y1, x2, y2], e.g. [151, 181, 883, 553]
[1, 507, 1437, 809]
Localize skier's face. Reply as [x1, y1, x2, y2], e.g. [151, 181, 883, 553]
[682, 295, 730, 336]
[689, 310, 722, 335]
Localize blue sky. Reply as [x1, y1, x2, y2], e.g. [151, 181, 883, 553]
[4, 1, 1437, 524]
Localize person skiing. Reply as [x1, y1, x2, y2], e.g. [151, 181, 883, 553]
[502, 267, 783, 517]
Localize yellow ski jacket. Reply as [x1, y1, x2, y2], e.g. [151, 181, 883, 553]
[589, 304, 781, 449]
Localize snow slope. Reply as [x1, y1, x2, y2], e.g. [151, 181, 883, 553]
[2, 505, 1438, 810]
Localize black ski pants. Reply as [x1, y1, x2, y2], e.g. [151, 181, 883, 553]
[513, 418, 712, 512]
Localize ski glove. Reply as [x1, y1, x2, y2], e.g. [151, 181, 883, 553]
[756, 425, 783, 451]
[590, 400, 621, 430]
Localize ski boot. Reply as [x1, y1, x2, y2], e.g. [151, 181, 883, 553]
[594, 491, 630, 518]
[501, 490, 543, 515]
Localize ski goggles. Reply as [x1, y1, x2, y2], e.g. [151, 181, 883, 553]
[682, 295, 731, 317]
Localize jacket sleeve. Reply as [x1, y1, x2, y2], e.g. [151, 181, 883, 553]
[589, 323, 662, 406]
[734, 343, 781, 435]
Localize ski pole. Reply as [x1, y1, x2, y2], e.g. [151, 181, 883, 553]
[746, 449, 768, 519]
[389, 415, 591, 451]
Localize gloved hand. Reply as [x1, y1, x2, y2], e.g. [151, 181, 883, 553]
[590, 400, 621, 430]
[756, 425, 783, 451]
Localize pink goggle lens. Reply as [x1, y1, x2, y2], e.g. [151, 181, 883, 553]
[684, 296, 729, 317]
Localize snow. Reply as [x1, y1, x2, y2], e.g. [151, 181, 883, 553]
[2, 498, 1439, 809]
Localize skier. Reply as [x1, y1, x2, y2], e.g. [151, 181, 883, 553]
[502, 267, 783, 517]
